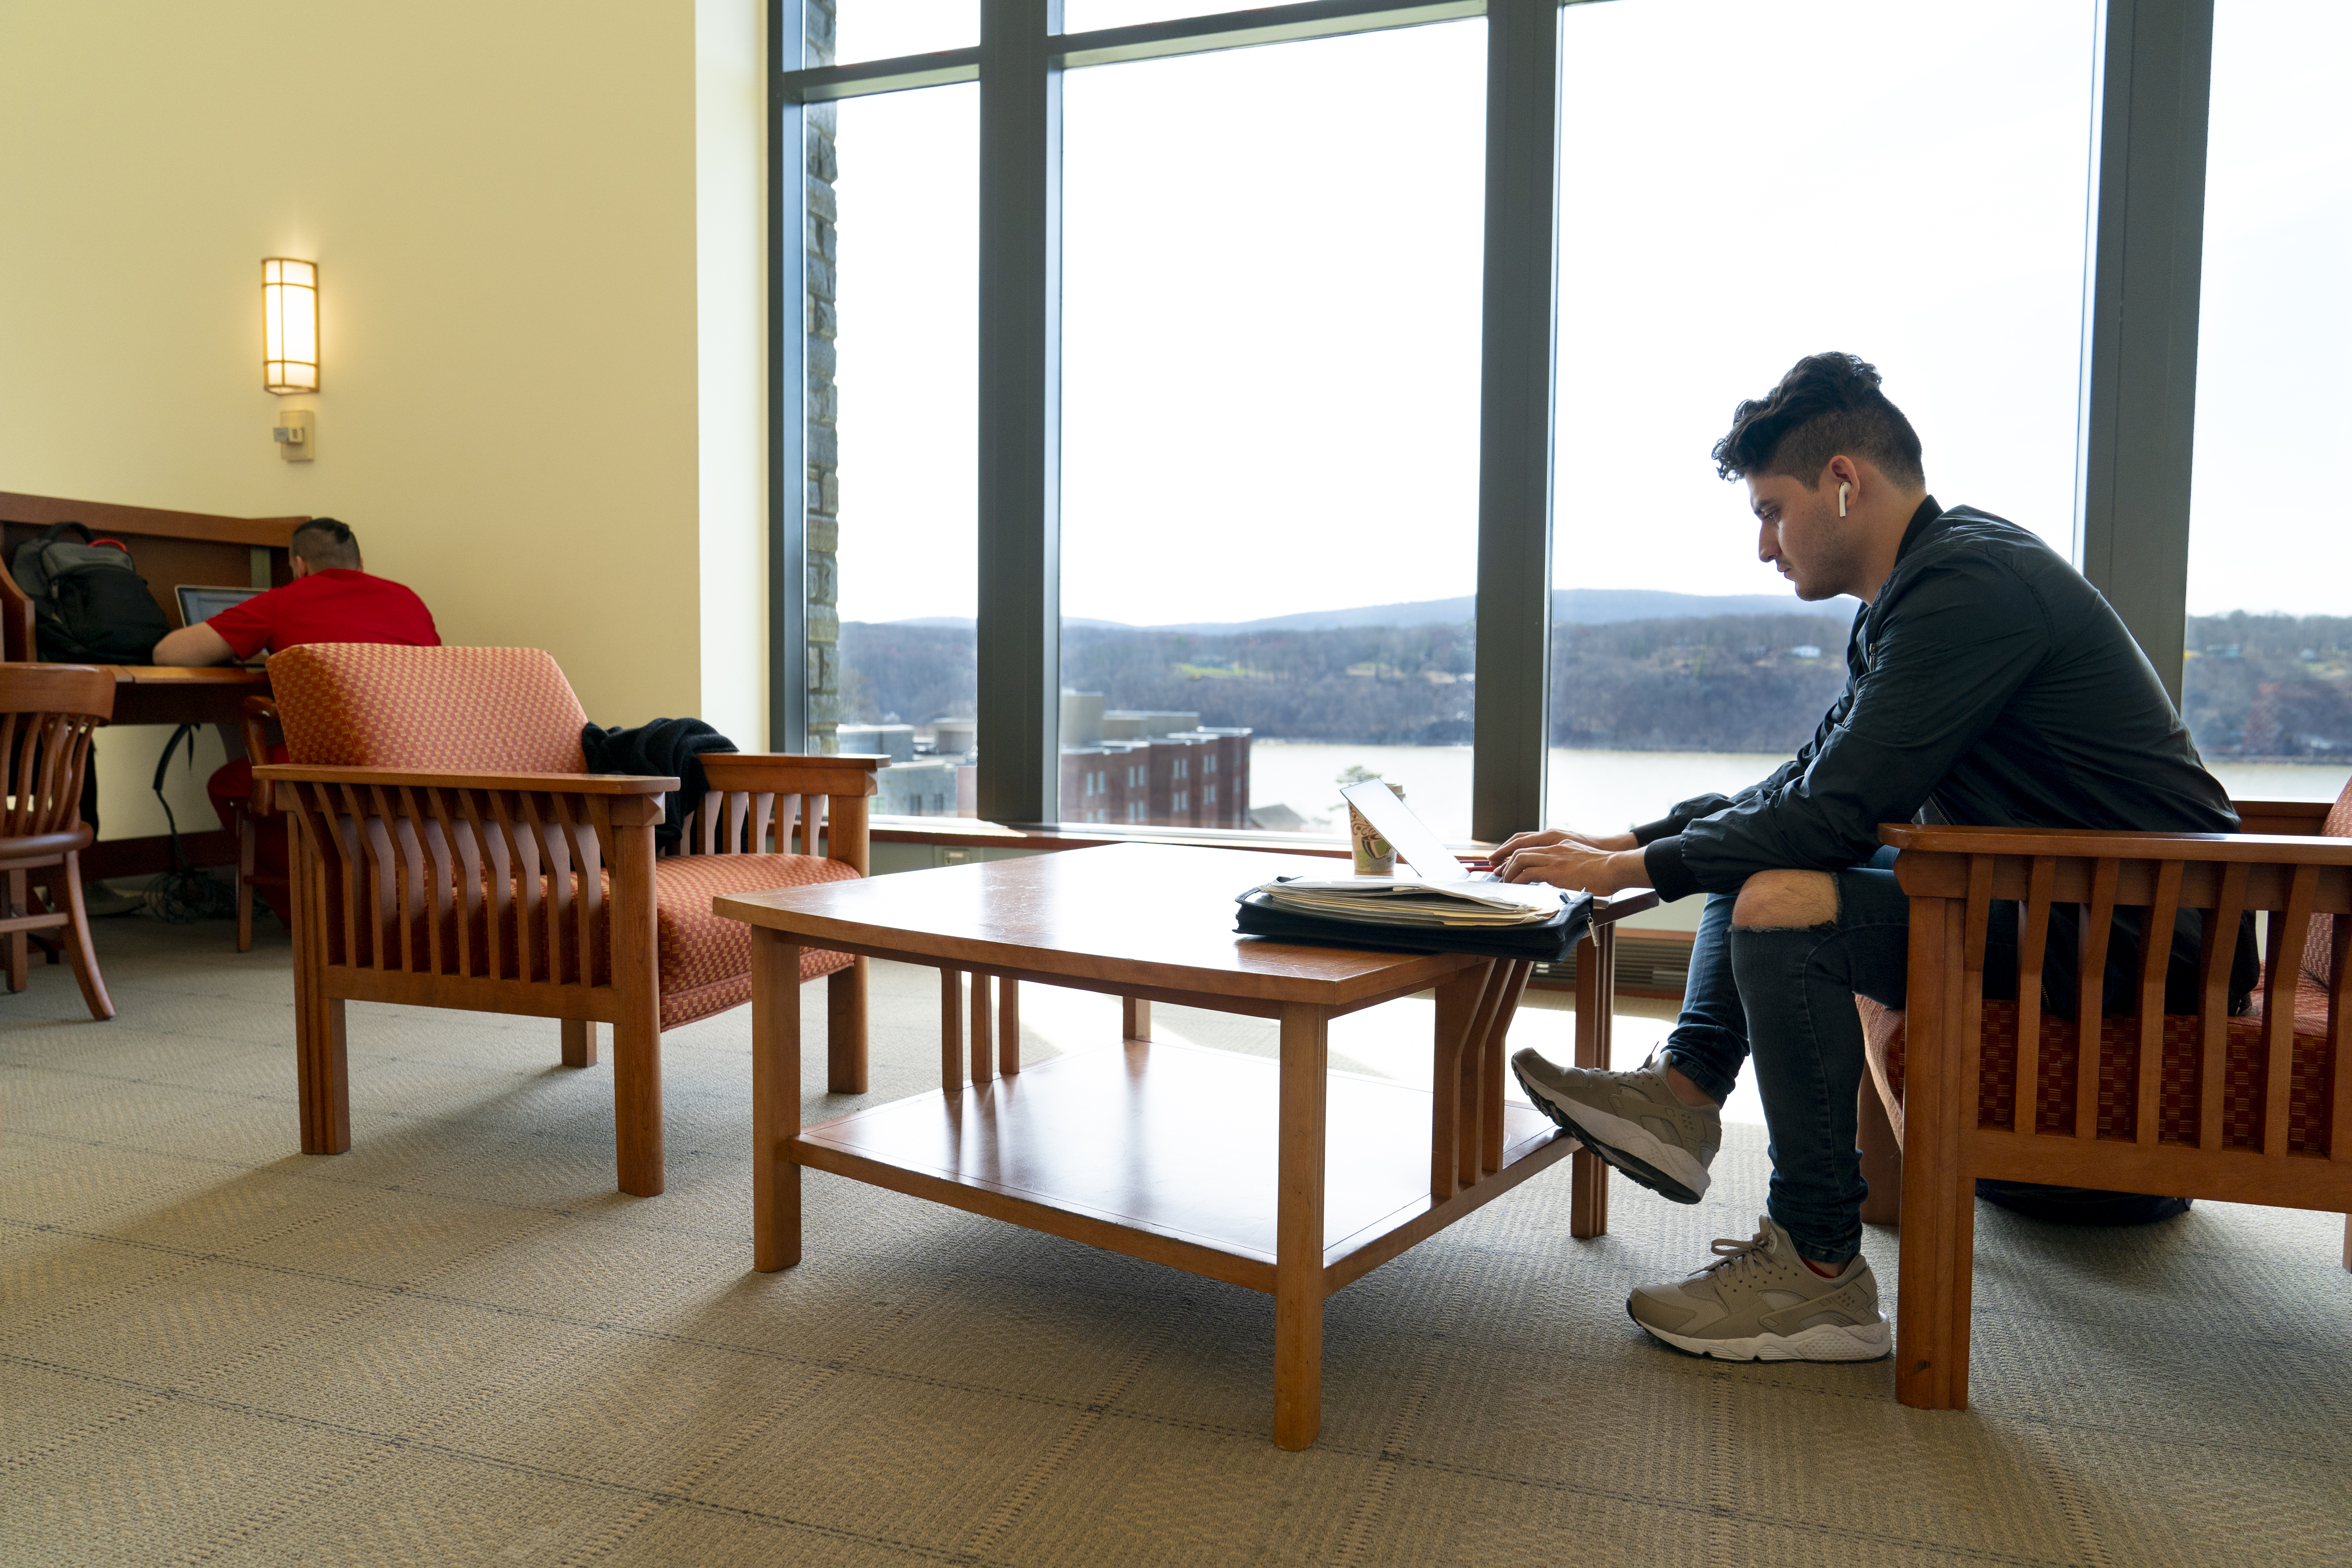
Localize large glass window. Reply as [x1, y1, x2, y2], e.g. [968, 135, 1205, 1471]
[1058, 22, 1486, 837]
[832, 2, 976, 65]
[1544, 0, 2097, 836]
[2181, 1, 2352, 803]
[830, 84, 981, 817]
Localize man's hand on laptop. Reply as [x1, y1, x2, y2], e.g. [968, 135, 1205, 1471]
[1493, 826, 1648, 895]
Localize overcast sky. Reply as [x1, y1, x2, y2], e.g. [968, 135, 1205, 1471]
[829, 1, 2348, 627]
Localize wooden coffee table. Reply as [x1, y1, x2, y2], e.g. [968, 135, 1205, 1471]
[715, 842, 1654, 1449]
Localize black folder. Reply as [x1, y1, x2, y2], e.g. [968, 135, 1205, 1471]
[1233, 887, 1594, 964]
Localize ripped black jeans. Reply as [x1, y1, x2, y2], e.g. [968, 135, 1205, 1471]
[1659, 848, 2000, 1265]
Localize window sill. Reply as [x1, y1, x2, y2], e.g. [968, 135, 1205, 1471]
[867, 815, 1392, 858]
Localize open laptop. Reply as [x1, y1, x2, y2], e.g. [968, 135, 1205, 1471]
[1339, 780, 1496, 884]
[175, 583, 262, 628]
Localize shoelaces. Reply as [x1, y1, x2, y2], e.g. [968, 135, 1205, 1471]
[1689, 1227, 1774, 1284]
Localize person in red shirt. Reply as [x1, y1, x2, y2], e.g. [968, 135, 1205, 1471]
[153, 517, 439, 665]
[153, 517, 440, 926]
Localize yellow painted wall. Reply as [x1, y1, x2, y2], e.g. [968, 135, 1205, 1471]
[0, 0, 764, 843]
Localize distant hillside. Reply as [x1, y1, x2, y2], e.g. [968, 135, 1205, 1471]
[838, 609, 2352, 760]
[1138, 588, 1859, 633]
[884, 589, 1857, 637]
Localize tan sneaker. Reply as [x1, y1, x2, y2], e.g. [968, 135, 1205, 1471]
[1627, 1216, 1889, 1363]
[1510, 1047, 1720, 1203]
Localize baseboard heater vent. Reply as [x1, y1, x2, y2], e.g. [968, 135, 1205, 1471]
[1532, 930, 1695, 1000]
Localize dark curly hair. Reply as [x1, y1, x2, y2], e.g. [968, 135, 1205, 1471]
[291, 516, 362, 571]
[1711, 352, 1925, 488]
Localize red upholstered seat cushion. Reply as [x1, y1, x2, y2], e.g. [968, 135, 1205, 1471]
[654, 854, 858, 1028]
[1857, 991, 2333, 1153]
[269, 644, 591, 772]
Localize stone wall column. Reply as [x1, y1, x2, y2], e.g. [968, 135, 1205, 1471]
[803, 0, 842, 752]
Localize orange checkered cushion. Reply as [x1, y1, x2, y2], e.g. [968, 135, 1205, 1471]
[654, 854, 858, 1028]
[268, 645, 590, 772]
[1858, 994, 2334, 1154]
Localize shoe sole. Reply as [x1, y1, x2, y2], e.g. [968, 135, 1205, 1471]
[1630, 1308, 1891, 1364]
[1511, 1061, 1710, 1205]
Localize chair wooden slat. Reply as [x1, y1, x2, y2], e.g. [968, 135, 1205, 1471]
[2263, 864, 2318, 1157]
[489, 792, 541, 983]
[2198, 861, 2249, 1151]
[1961, 856, 1993, 1127]
[2074, 858, 2119, 1139]
[422, 787, 469, 977]
[368, 786, 417, 975]
[2134, 859, 2183, 1147]
[334, 784, 383, 970]
[526, 793, 565, 982]
[2016, 856, 2055, 1135]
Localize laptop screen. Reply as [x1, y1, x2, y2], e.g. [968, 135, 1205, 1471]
[1339, 780, 1475, 882]
[175, 584, 262, 628]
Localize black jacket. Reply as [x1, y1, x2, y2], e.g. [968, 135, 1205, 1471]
[1633, 499, 2253, 1011]
[581, 719, 738, 852]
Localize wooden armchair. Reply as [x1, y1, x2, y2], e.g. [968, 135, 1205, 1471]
[1857, 791, 2352, 1410]
[0, 663, 114, 1019]
[251, 644, 884, 1196]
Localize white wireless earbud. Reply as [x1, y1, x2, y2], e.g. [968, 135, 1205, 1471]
[1838, 482, 1850, 518]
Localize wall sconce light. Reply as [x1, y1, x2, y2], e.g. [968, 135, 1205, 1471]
[262, 258, 318, 393]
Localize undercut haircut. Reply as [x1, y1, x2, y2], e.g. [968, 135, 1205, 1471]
[1711, 352, 1926, 490]
[290, 517, 362, 572]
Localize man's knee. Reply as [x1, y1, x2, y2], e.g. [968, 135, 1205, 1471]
[1731, 869, 1838, 929]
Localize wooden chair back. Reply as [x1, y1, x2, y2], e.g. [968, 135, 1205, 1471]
[0, 664, 113, 843]
[1886, 826, 2352, 1164]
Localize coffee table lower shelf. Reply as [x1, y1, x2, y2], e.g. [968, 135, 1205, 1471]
[791, 1036, 1578, 1297]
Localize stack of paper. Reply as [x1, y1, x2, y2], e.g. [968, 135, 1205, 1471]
[1254, 875, 1564, 929]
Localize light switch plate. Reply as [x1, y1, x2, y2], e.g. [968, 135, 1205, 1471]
[273, 408, 315, 462]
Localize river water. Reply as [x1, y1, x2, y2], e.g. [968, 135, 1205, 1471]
[1246, 740, 2351, 842]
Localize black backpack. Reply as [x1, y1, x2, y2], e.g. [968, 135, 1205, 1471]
[9, 522, 172, 664]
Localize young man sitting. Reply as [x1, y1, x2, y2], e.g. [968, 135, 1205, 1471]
[1496, 353, 2248, 1364]
[152, 517, 440, 923]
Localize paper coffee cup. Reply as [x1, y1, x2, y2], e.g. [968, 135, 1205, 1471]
[1347, 780, 1404, 875]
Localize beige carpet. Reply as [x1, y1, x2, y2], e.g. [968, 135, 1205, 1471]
[3, 919, 2348, 1566]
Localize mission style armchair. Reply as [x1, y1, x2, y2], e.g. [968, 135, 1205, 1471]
[1854, 785, 2352, 1410]
[252, 644, 884, 1197]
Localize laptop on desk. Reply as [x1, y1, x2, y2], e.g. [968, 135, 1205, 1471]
[174, 584, 268, 666]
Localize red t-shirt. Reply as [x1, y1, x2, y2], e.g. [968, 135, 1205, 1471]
[205, 569, 440, 660]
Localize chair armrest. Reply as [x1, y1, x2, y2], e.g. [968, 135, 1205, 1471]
[1879, 821, 2352, 864]
[2231, 799, 2335, 837]
[699, 752, 885, 797]
[254, 764, 677, 795]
